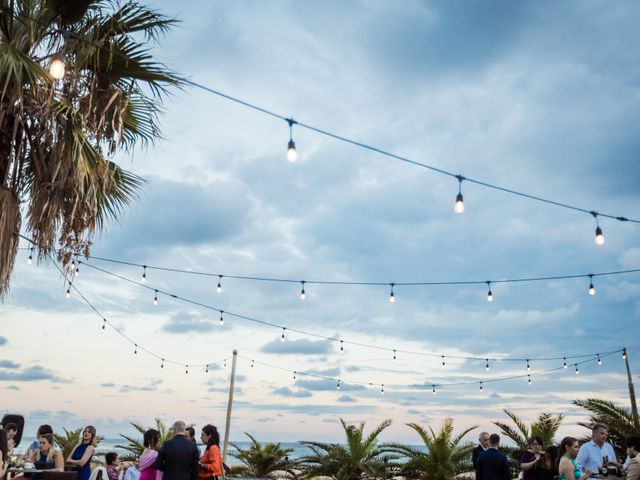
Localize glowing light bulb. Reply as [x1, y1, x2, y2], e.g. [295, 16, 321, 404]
[563, 358, 567, 369]
[300, 281, 306, 300]
[142, 266, 147, 283]
[74, 267, 79, 277]
[588, 283, 595, 296]
[281, 328, 286, 342]
[381, 384, 384, 395]
[340, 340, 344, 353]
[66, 286, 71, 298]
[575, 365, 579, 375]
[480, 382, 483, 391]
[526, 360, 530, 371]
[442, 355, 446, 367]
[205, 365, 209, 373]
[27, 252, 33, 265]
[623, 349, 627, 360]
[595, 226, 605, 246]
[485, 359, 490, 371]
[597, 355, 602, 365]
[432, 385, 436, 395]
[49, 53, 65, 80]
[389, 283, 395, 303]
[393, 350, 397, 361]
[454, 193, 465, 214]
[161, 359, 164, 369]
[287, 140, 297, 162]
[102, 319, 106, 330]
[153, 290, 158, 305]
[487, 290, 493, 302]
[217, 275, 223, 293]
[336, 380, 341, 390]
[219, 312, 224, 326]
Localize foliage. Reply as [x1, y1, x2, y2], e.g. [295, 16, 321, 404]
[116, 418, 173, 461]
[384, 418, 476, 480]
[298, 418, 392, 480]
[0, 0, 182, 297]
[493, 410, 564, 449]
[230, 432, 295, 479]
[573, 398, 640, 459]
[53, 427, 103, 459]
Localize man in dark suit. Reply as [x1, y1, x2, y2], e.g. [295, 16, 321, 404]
[473, 431, 491, 478]
[155, 421, 200, 480]
[477, 433, 511, 480]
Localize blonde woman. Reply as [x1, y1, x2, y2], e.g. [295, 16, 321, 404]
[67, 426, 97, 480]
[34, 434, 64, 480]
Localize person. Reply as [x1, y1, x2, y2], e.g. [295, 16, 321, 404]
[520, 436, 545, 480]
[473, 432, 491, 478]
[626, 436, 640, 480]
[67, 426, 97, 480]
[33, 434, 64, 480]
[185, 429, 196, 444]
[539, 445, 559, 480]
[3, 424, 18, 452]
[1, 429, 9, 480]
[139, 429, 162, 480]
[105, 453, 123, 480]
[576, 424, 623, 474]
[154, 421, 199, 480]
[25, 425, 54, 462]
[559, 437, 593, 480]
[477, 433, 511, 480]
[123, 464, 141, 480]
[197, 425, 222, 480]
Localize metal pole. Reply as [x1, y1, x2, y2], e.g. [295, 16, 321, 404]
[623, 348, 639, 424]
[222, 349, 238, 464]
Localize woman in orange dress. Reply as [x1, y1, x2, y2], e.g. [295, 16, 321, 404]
[198, 425, 222, 480]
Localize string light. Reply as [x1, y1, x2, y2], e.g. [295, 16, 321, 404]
[480, 381, 483, 391]
[27, 248, 33, 265]
[381, 384, 385, 395]
[49, 52, 65, 79]
[442, 355, 446, 367]
[134, 344, 138, 355]
[336, 379, 341, 390]
[74, 265, 79, 277]
[623, 348, 628, 360]
[293, 371, 296, 380]
[485, 359, 490, 371]
[389, 283, 395, 303]
[286, 118, 298, 162]
[588, 275, 595, 296]
[102, 319, 106, 330]
[340, 340, 344, 353]
[69, 259, 76, 272]
[486, 281, 493, 302]
[528, 374, 531, 385]
[219, 311, 224, 326]
[205, 364, 209, 373]
[153, 290, 158, 305]
[597, 354, 602, 365]
[526, 359, 530, 371]
[142, 266, 147, 283]
[66, 283, 71, 298]
[575, 364, 580, 375]
[454, 175, 465, 214]
[281, 327, 286, 342]
[251, 359, 255, 368]
[224, 358, 227, 368]
[563, 357, 567, 368]
[300, 281, 306, 300]
[592, 212, 605, 246]
[161, 358, 164, 369]
[185, 365, 189, 374]
[217, 275, 223, 293]
[393, 350, 397, 361]
[432, 385, 436, 395]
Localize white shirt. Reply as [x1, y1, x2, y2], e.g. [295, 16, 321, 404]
[123, 466, 140, 480]
[576, 440, 617, 473]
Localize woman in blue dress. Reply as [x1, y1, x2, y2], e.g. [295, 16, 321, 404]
[66, 426, 97, 480]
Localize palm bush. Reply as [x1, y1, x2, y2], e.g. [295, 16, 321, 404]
[493, 410, 564, 449]
[230, 432, 294, 479]
[53, 427, 103, 459]
[0, 0, 181, 296]
[116, 418, 173, 461]
[299, 418, 392, 480]
[384, 418, 476, 480]
[573, 398, 640, 458]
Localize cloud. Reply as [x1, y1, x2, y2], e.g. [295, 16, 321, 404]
[162, 314, 217, 334]
[0, 336, 7, 346]
[0, 365, 69, 383]
[273, 386, 313, 398]
[256, 417, 275, 423]
[0, 359, 20, 369]
[261, 337, 332, 355]
[100, 382, 116, 388]
[7, 385, 21, 391]
[119, 378, 163, 392]
[294, 378, 365, 392]
[337, 395, 357, 403]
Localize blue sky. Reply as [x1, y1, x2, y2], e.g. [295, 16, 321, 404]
[2, 0, 640, 444]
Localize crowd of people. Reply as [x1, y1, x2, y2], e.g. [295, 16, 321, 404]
[472, 424, 640, 480]
[0, 421, 223, 480]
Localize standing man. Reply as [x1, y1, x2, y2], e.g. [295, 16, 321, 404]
[576, 424, 623, 474]
[477, 434, 511, 480]
[473, 432, 491, 478]
[625, 436, 640, 480]
[155, 421, 200, 480]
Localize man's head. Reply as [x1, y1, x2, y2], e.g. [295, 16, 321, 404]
[489, 433, 500, 448]
[172, 421, 186, 436]
[627, 436, 640, 459]
[591, 423, 608, 446]
[479, 432, 490, 448]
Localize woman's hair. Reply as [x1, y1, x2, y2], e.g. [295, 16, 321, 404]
[0, 429, 8, 465]
[544, 445, 559, 470]
[143, 429, 160, 449]
[105, 452, 118, 466]
[529, 436, 543, 447]
[201, 425, 220, 448]
[83, 426, 98, 446]
[35, 434, 55, 462]
[559, 436, 578, 461]
[37, 425, 54, 436]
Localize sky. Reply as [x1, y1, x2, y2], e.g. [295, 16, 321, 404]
[2, 0, 640, 446]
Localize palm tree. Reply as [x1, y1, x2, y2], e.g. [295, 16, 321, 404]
[299, 418, 392, 480]
[384, 418, 476, 480]
[116, 418, 173, 461]
[493, 410, 564, 449]
[230, 433, 294, 479]
[573, 398, 640, 458]
[0, 0, 181, 296]
[53, 427, 103, 459]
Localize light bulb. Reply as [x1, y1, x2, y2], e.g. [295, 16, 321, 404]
[528, 375, 531, 385]
[49, 53, 65, 80]
[66, 287, 71, 298]
[300, 282, 306, 300]
[142, 266, 147, 283]
[563, 358, 567, 369]
[153, 290, 158, 305]
[287, 140, 297, 162]
[219, 312, 224, 326]
[442, 355, 446, 367]
[74, 267, 79, 277]
[393, 350, 397, 361]
[389, 284, 395, 303]
[454, 193, 465, 214]
[336, 380, 341, 390]
[161, 359, 164, 369]
[623, 349, 627, 360]
[381, 384, 384, 395]
[217, 275, 223, 293]
[480, 382, 483, 391]
[27, 253, 33, 265]
[526, 360, 530, 371]
[487, 290, 493, 302]
[597, 355, 602, 365]
[575, 365, 579, 375]
[432, 385, 436, 395]
[205, 365, 209, 373]
[595, 226, 605, 246]
[588, 283, 595, 296]
[340, 340, 344, 353]
[485, 359, 489, 371]
[281, 328, 286, 342]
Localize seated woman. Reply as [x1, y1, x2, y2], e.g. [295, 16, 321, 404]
[559, 437, 593, 480]
[34, 434, 64, 480]
[105, 452, 121, 480]
[520, 436, 545, 480]
[139, 429, 162, 480]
